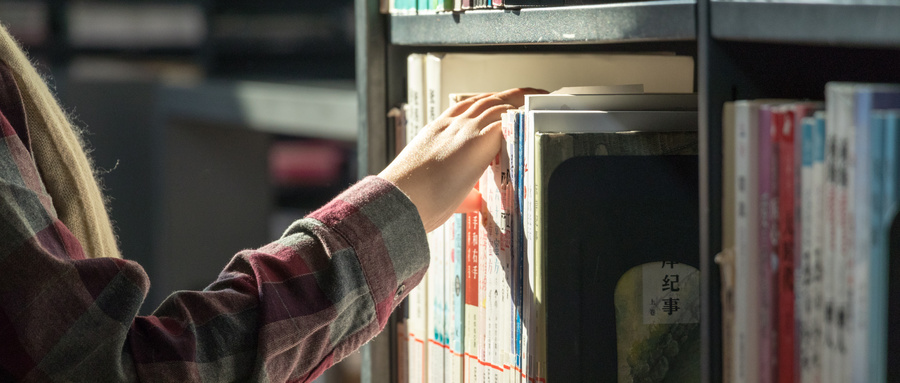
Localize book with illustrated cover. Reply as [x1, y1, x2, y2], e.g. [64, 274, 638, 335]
[614, 262, 701, 383]
[527, 110, 698, 381]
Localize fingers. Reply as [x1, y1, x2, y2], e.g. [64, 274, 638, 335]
[443, 88, 548, 119]
[472, 104, 515, 133]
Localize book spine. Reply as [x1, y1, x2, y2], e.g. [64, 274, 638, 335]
[776, 105, 797, 383]
[532, 129, 546, 383]
[823, 83, 843, 383]
[866, 110, 887, 383]
[757, 103, 778, 383]
[832, 84, 853, 383]
[734, 101, 761, 383]
[810, 111, 827, 383]
[465, 209, 481, 383]
[409, 250, 428, 382]
[850, 90, 873, 383]
[799, 116, 816, 383]
[425, 53, 443, 127]
[448, 214, 466, 383]
[407, 53, 426, 140]
[523, 111, 535, 383]
[428, 226, 446, 383]
[792, 103, 821, 383]
[479, 166, 491, 383]
[502, 110, 519, 383]
[515, 110, 526, 383]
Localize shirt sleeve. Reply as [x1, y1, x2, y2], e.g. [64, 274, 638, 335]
[0, 88, 430, 382]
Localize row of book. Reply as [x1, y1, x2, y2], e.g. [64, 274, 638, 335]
[396, 51, 700, 382]
[720, 83, 900, 383]
[386, 0, 622, 15]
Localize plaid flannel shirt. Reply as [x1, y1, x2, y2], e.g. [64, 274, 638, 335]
[0, 66, 428, 381]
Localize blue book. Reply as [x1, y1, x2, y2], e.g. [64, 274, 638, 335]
[852, 86, 900, 383]
[448, 213, 466, 381]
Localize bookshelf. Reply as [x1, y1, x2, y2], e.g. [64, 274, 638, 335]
[357, 0, 900, 382]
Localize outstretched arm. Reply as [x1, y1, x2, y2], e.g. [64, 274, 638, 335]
[0, 86, 538, 382]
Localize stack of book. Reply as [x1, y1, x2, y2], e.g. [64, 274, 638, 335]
[721, 83, 900, 383]
[398, 52, 701, 382]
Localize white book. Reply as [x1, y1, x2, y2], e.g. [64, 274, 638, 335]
[407, 53, 427, 139]
[424, 52, 695, 127]
[447, 215, 466, 383]
[408, 272, 428, 383]
[799, 116, 816, 383]
[733, 100, 763, 383]
[827, 82, 857, 383]
[428, 226, 447, 383]
[810, 112, 827, 383]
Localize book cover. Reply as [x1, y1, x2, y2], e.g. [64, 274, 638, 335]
[524, 107, 697, 381]
[539, 130, 699, 382]
[524, 109, 697, 382]
[424, 52, 694, 127]
[614, 262, 701, 383]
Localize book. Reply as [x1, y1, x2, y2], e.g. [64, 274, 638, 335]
[849, 85, 900, 383]
[615, 262, 702, 383]
[407, 53, 427, 139]
[528, 109, 698, 382]
[427, 225, 447, 383]
[447, 214, 466, 383]
[524, 92, 696, 112]
[719, 101, 737, 383]
[757, 102, 781, 383]
[786, 102, 822, 383]
[732, 100, 768, 383]
[464, 209, 480, 383]
[876, 109, 900, 383]
[424, 52, 694, 127]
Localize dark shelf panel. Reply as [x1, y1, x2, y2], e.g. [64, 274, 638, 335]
[390, 0, 695, 46]
[712, 1, 900, 48]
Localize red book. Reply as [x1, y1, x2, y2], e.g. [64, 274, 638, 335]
[775, 105, 796, 383]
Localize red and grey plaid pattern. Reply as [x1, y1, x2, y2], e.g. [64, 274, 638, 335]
[0, 61, 428, 381]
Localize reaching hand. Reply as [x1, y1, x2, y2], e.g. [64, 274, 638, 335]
[378, 87, 546, 232]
